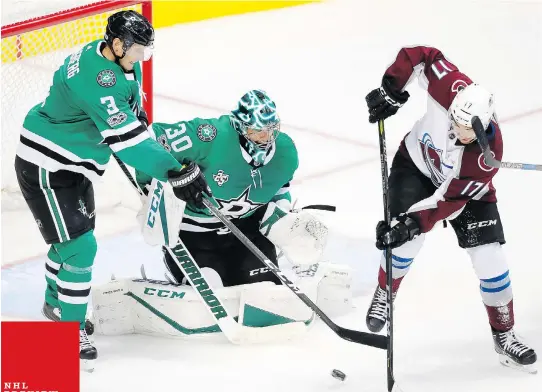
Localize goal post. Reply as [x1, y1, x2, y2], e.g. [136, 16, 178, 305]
[1, 0, 153, 212]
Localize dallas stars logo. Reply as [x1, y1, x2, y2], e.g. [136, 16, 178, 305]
[78, 199, 95, 219]
[215, 186, 263, 218]
[96, 69, 116, 87]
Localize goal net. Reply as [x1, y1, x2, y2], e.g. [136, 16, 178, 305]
[1, 0, 152, 213]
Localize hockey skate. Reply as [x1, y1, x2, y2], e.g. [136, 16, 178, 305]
[493, 328, 537, 374]
[42, 302, 95, 335]
[366, 285, 393, 333]
[80, 329, 97, 372]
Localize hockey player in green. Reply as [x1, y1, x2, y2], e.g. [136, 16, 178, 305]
[136, 90, 303, 287]
[14, 11, 209, 370]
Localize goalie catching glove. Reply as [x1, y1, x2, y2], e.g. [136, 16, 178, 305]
[259, 201, 329, 267]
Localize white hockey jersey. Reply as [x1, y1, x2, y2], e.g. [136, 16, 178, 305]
[382, 46, 503, 233]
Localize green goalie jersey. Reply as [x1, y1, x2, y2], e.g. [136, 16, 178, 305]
[136, 115, 299, 232]
[18, 39, 181, 182]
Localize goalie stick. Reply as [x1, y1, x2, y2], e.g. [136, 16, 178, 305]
[201, 197, 388, 350]
[113, 155, 306, 344]
[162, 241, 307, 344]
[472, 117, 542, 171]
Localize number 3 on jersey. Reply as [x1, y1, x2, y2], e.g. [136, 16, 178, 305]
[164, 124, 192, 152]
[100, 96, 119, 115]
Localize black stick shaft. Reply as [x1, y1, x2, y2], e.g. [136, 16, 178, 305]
[202, 198, 387, 349]
[378, 119, 395, 391]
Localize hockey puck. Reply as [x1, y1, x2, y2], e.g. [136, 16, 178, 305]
[331, 369, 346, 381]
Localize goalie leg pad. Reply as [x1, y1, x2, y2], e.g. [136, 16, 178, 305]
[295, 262, 353, 317]
[92, 279, 311, 339]
[238, 282, 314, 327]
[92, 278, 134, 335]
[93, 277, 242, 337]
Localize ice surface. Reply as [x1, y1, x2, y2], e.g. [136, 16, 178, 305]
[2, 0, 541, 391]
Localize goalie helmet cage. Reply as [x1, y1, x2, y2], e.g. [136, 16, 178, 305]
[1, 0, 153, 212]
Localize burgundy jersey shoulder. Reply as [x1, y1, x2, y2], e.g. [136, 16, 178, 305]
[384, 46, 473, 110]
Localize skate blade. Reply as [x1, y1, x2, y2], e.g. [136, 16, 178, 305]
[81, 358, 96, 373]
[499, 354, 537, 374]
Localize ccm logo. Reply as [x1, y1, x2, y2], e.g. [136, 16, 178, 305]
[467, 220, 497, 230]
[249, 267, 269, 276]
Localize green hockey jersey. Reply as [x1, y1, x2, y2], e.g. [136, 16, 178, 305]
[137, 115, 299, 232]
[18, 39, 180, 182]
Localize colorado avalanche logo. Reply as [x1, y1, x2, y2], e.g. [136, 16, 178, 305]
[420, 133, 447, 186]
[478, 152, 495, 172]
[451, 79, 469, 93]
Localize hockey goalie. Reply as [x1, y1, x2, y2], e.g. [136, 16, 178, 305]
[91, 90, 354, 341]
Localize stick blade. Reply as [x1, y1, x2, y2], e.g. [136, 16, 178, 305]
[336, 328, 387, 349]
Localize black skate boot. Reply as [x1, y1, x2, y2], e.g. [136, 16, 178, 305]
[80, 329, 97, 372]
[493, 328, 537, 374]
[42, 302, 94, 335]
[366, 286, 391, 333]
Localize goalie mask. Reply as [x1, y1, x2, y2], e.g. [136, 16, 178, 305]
[230, 90, 281, 166]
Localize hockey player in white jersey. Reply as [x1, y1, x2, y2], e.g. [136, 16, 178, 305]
[364, 46, 536, 371]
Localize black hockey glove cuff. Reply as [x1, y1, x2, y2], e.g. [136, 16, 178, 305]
[168, 162, 212, 209]
[138, 108, 149, 128]
[365, 76, 410, 124]
[375, 213, 420, 250]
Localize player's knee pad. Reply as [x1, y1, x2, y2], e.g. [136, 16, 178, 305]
[467, 242, 512, 306]
[381, 233, 425, 278]
[54, 230, 97, 269]
[467, 242, 509, 279]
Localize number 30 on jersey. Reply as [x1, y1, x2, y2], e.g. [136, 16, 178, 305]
[164, 124, 192, 153]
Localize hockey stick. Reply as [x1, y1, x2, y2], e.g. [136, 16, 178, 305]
[377, 119, 398, 392]
[113, 156, 306, 344]
[113, 156, 385, 348]
[472, 117, 542, 171]
[163, 241, 306, 344]
[112, 154, 145, 195]
[201, 197, 388, 350]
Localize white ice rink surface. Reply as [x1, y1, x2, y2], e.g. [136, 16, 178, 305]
[2, 0, 542, 391]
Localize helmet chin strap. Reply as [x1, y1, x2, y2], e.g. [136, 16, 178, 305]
[105, 40, 133, 72]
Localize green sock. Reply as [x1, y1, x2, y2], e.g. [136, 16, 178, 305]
[44, 246, 61, 308]
[54, 230, 97, 329]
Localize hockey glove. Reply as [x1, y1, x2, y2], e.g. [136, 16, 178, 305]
[168, 162, 212, 209]
[375, 213, 420, 250]
[365, 77, 410, 123]
[260, 202, 329, 268]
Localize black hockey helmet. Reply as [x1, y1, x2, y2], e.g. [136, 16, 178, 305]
[104, 10, 154, 56]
